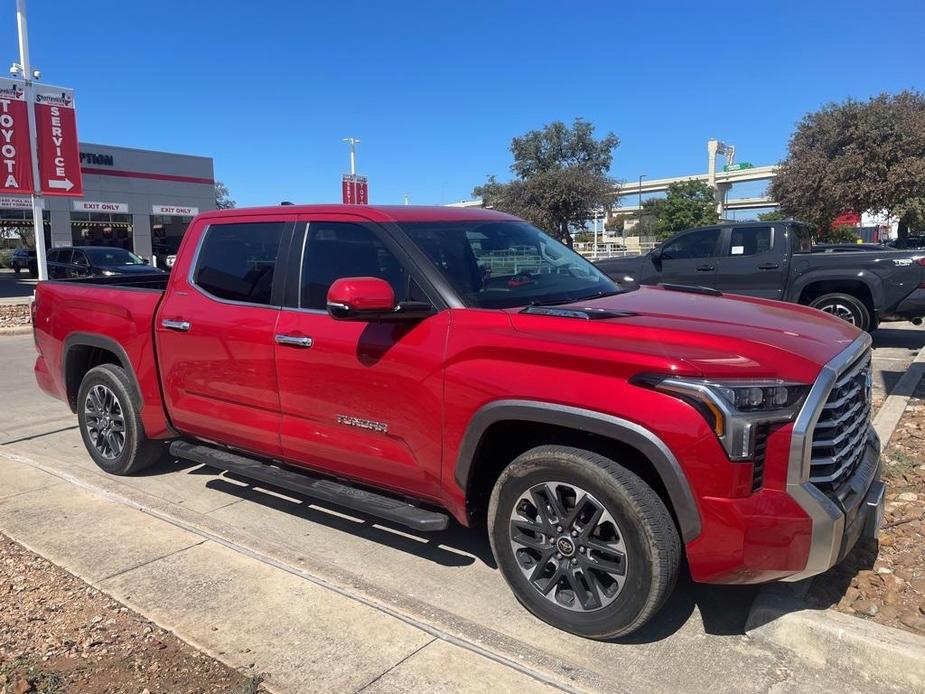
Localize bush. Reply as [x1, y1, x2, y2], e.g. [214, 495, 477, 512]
[818, 224, 860, 244]
[0, 249, 12, 269]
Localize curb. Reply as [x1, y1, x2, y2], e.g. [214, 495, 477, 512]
[0, 325, 32, 335]
[746, 586, 925, 690]
[873, 345, 925, 451]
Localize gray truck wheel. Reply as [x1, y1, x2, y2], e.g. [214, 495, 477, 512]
[77, 364, 162, 475]
[488, 445, 680, 639]
[809, 292, 871, 331]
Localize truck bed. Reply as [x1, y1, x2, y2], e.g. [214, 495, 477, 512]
[32, 275, 172, 438]
[47, 273, 171, 291]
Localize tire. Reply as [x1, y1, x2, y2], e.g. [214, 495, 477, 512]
[76, 364, 162, 475]
[808, 292, 871, 331]
[11, 264, 20, 274]
[488, 445, 681, 640]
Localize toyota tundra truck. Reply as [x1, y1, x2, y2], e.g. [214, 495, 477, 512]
[32, 205, 885, 639]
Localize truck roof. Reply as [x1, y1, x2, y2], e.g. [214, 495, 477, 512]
[196, 204, 519, 224]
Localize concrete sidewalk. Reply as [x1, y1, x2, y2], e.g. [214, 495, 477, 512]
[0, 457, 560, 693]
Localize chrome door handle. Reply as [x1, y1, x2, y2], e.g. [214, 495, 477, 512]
[275, 334, 313, 348]
[161, 319, 191, 332]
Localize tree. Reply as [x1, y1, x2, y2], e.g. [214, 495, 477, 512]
[757, 210, 787, 222]
[770, 91, 925, 240]
[643, 180, 719, 240]
[215, 180, 236, 209]
[474, 119, 619, 246]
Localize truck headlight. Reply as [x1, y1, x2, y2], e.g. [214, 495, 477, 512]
[633, 375, 810, 461]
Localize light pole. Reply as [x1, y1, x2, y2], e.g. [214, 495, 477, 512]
[342, 137, 359, 176]
[14, 0, 47, 280]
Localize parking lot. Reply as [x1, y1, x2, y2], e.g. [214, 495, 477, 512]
[0, 328, 921, 692]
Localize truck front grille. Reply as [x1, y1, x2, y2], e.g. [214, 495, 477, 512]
[809, 350, 872, 501]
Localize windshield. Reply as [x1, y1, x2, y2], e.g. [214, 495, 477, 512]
[85, 248, 145, 266]
[399, 220, 624, 309]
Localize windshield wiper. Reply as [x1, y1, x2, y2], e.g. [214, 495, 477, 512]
[528, 290, 622, 307]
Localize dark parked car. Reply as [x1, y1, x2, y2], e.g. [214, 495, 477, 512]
[596, 220, 925, 331]
[9, 248, 37, 276]
[46, 247, 164, 280]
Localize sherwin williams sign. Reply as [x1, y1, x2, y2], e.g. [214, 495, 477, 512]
[0, 77, 34, 195]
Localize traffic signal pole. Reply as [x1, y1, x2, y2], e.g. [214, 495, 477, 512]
[16, 0, 46, 280]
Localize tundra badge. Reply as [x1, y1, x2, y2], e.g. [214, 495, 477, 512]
[336, 415, 389, 433]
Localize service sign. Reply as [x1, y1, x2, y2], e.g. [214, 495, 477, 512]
[341, 174, 369, 205]
[0, 78, 34, 195]
[34, 84, 83, 197]
[152, 204, 199, 216]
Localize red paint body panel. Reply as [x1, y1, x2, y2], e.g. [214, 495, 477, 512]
[33, 204, 867, 586]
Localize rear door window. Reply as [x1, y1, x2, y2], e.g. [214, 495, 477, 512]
[728, 226, 773, 256]
[193, 222, 286, 305]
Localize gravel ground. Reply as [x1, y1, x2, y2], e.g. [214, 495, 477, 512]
[0, 534, 264, 694]
[0, 304, 30, 329]
[806, 378, 925, 636]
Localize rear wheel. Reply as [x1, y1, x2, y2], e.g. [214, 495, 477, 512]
[808, 292, 871, 331]
[77, 364, 162, 475]
[488, 445, 680, 639]
[11, 264, 20, 274]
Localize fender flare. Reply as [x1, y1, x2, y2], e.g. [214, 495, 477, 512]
[62, 333, 144, 412]
[454, 400, 702, 543]
[786, 270, 884, 309]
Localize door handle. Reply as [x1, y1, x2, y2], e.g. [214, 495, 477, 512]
[758, 263, 780, 270]
[275, 334, 313, 348]
[161, 319, 191, 332]
[696, 264, 715, 271]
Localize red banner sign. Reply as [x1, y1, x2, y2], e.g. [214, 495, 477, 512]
[0, 78, 34, 195]
[341, 174, 369, 205]
[34, 84, 82, 197]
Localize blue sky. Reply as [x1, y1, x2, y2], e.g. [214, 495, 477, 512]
[9, 0, 923, 208]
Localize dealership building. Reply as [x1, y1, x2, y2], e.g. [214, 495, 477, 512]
[0, 142, 215, 266]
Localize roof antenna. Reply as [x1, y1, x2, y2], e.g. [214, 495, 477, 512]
[280, 201, 294, 205]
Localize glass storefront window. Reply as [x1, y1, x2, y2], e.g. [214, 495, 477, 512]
[71, 212, 133, 250]
[151, 214, 193, 267]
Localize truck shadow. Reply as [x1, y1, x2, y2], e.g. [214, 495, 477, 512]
[146, 456, 758, 642]
[872, 326, 925, 351]
[168, 462, 497, 569]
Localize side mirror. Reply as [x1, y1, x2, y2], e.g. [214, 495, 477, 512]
[650, 249, 662, 267]
[326, 277, 434, 322]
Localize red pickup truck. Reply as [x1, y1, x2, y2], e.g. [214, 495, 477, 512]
[33, 205, 884, 639]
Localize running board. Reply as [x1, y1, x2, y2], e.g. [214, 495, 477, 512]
[169, 441, 449, 532]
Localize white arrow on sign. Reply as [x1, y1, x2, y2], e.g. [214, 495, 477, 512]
[47, 178, 74, 191]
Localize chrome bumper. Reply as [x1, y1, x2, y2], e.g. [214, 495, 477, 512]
[783, 334, 882, 582]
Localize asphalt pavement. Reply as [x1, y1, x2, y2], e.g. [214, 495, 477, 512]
[0, 330, 921, 693]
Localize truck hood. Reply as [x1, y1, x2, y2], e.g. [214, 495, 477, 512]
[506, 286, 862, 383]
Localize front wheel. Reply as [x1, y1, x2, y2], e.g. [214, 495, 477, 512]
[77, 364, 162, 475]
[808, 292, 871, 331]
[488, 445, 680, 639]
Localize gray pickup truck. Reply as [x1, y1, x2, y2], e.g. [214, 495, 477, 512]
[596, 220, 925, 331]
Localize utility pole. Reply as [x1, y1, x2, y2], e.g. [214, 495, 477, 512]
[15, 0, 46, 280]
[638, 174, 646, 210]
